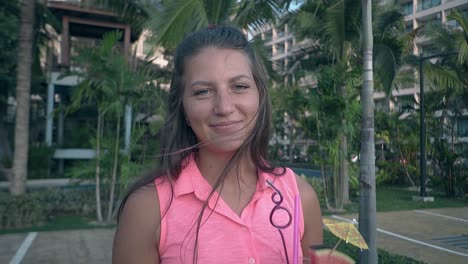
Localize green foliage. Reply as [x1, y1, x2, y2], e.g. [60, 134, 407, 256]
[347, 162, 359, 196]
[147, 0, 289, 49]
[430, 139, 468, 197]
[323, 230, 425, 264]
[63, 29, 167, 221]
[374, 111, 420, 187]
[0, 0, 19, 98]
[0, 187, 97, 230]
[28, 143, 54, 179]
[305, 175, 325, 205]
[62, 119, 94, 148]
[424, 9, 468, 93]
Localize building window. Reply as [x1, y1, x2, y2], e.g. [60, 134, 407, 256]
[446, 9, 468, 28]
[420, 44, 439, 57]
[405, 23, 413, 32]
[417, 0, 441, 12]
[375, 99, 389, 112]
[396, 95, 414, 112]
[401, 2, 413, 16]
[458, 118, 468, 138]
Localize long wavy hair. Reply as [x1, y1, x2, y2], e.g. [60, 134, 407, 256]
[118, 25, 284, 262]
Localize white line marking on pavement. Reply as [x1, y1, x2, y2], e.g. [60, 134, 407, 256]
[331, 215, 468, 258]
[414, 210, 468, 223]
[9, 232, 37, 264]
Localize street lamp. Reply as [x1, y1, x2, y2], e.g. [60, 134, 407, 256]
[418, 51, 458, 198]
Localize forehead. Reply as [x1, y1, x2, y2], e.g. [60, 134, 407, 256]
[183, 47, 253, 79]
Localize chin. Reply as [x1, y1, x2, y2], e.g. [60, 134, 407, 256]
[203, 138, 246, 155]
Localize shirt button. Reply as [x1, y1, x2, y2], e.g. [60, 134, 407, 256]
[248, 257, 256, 264]
[241, 226, 247, 231]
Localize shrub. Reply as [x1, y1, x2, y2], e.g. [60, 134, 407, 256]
[28, 143, 54, 179]
[0, 187, 97, 230]
[304, 175, 325, 204]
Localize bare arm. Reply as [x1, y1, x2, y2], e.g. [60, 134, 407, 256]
[295, 174, 323, 258]
[112, 185, 161, 264]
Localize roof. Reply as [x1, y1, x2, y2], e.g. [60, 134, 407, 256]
[47, 0, 143, 42]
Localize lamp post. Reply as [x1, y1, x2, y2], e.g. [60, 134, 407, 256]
[418, 51, 458, 198]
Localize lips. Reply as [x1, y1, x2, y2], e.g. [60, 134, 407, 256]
[210, 120, 243, 133]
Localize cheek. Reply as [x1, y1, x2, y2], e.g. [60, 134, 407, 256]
[183, 100, 208, 126]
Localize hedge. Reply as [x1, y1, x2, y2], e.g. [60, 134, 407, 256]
[0, 187, 97, 230]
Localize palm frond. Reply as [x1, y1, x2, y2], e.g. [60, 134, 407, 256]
[233, 0, 288, 30]
[249, 35, 280, 83]
[202, 0, 234, 25]
[424, 62, 464, 92]
[374, 42, 400, 95]
[373, 3, 404, 36]
[83, 0, 150, 35]
[455, 35, 468, 65]
[146, 0, 206, 49]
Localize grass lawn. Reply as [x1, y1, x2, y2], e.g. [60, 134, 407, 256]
[323, 230, 425, 264]
[333, 185, 468, 214]
[376, 185, 467, 211]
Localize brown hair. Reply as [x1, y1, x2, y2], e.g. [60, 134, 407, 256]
[118, 25, 284, 262]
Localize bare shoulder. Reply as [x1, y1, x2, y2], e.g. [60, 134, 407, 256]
[294, 174, 323, 249]
[295, 174, 318, 202]
[112, 184, 161, 264]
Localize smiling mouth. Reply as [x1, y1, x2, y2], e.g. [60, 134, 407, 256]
[210, 121, 243, 132]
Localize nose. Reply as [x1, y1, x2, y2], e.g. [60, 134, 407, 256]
[213, 89, 234, 115]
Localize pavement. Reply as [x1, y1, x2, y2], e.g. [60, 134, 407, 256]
[1, 207, 467, 264]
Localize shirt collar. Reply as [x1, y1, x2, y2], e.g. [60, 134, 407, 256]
[173, 155, 280, 198]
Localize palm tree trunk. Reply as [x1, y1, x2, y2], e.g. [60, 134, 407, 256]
[107, 112, 121, 222]
[338, 84, 349, 205]
[11, 0, 35, 195]
[332, 140, 341, 209]
[289, 123, 294, 163]
[316, 113, 331, 209]
[359, 0, 377, 263]
[95, 111, 103, 222]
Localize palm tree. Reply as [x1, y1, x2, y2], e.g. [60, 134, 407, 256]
[421, 10, 468, 198]
[285, 0, 412, 209]
[68, 30, 158, 222]
[286, 0, 363, 207]
[359, 0, 377, 262]
[424, 9, 467, 93]
[145, 0, 291, 49]
[11, 0, 35, 195]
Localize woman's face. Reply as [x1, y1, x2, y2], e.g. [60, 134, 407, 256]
[182, 47, 260, 154]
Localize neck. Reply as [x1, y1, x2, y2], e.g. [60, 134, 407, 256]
[195, 148, 257, 189]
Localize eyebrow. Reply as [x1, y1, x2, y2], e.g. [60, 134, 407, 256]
[189, 74, 253, 88]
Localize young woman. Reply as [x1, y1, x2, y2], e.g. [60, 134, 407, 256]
[112, 25, 323, 264]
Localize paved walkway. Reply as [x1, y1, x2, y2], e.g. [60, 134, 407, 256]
[1, 207, 467, 263]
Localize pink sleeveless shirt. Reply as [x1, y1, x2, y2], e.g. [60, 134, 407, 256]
[155, 156, 304, 264]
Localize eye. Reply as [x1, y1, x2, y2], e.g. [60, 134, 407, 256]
[193, 88, 212, 97]
[233, 83, 249, 92]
